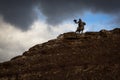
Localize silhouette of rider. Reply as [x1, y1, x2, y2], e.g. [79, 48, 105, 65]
[74, 19, 86, 33]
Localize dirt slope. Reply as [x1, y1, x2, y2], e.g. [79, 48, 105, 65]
[0, 28, 120, 80]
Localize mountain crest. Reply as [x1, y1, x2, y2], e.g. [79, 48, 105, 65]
[0, 28, 120, 80]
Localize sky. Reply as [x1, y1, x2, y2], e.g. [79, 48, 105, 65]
[0, 0, 120, 62]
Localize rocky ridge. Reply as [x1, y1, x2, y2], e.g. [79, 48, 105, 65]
[0, 28, 120, 80]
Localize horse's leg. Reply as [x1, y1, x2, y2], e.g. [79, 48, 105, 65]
[79, 30, 81, 34]
[80, 26, 84, 34]
[75, 30, 78, 38]
[81, 30, 83, 34]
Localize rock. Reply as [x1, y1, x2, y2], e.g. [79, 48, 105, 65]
[112, 28, 120, 34]
[0, 28, 120, 80]
[100, 29, 112, 37]
[57, 32, 77, 39]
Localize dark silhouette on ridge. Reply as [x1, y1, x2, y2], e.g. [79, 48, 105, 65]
[74, 19, 86, 34]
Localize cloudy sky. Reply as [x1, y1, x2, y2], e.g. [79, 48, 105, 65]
[0, 0, 120, 62]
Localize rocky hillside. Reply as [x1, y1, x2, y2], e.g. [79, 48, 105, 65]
[0, 28, 120, 80]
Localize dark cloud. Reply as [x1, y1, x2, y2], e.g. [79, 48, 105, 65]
[0, 0, 37, 30]
[0, 0, 120, 30]
[39, 0, 120, 25]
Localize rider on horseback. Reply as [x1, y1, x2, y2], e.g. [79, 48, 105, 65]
[74, 19, 86, 34]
